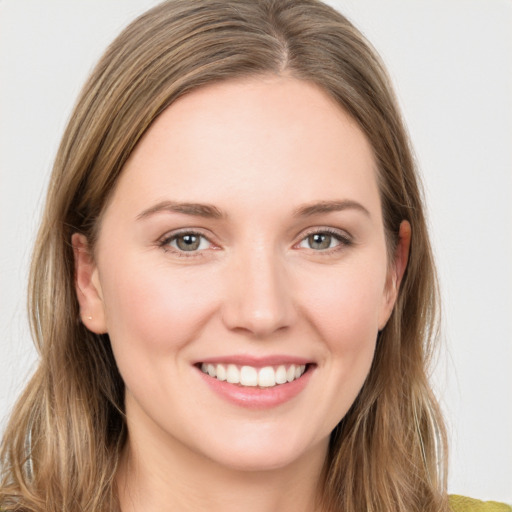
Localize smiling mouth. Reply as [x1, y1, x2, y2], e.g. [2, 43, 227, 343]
[199, 363, 308, 388]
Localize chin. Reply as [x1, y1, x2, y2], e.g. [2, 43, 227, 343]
[212, 450, 297, 472]
[194, 427, 328, 473]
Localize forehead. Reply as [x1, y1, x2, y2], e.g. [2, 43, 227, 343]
[106, 75, 380, 220]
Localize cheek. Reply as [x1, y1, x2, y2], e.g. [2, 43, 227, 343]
[297, 261, 386, 425]
[100, 258, 220, 357]
[299, 259, 387, 351]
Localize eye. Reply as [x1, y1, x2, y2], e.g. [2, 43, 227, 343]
[297, 230, 351, 251]
[163, 232, 212, 253]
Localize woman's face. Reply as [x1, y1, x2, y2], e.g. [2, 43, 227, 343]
[75, 76, 406, 472]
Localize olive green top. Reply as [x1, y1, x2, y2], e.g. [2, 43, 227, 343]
[450, 495, 512, 511]
[1, 495, 509, 510]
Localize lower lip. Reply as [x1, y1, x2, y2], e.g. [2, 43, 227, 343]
[196, 366, 314, 409]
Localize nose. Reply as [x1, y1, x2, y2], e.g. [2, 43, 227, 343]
[221, 247, 296, 338]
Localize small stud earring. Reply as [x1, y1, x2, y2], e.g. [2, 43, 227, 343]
[87, 315, 92, 320]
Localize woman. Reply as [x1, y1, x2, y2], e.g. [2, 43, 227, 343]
[0, 1, 509, 511]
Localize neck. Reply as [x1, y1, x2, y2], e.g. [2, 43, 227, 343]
[116, 424, 328, 512]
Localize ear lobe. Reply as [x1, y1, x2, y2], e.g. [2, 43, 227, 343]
[378, 220, 411, 330]
[72, 233, 108, 334]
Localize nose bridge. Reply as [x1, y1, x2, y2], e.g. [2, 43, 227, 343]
[222, 241, 294, 337]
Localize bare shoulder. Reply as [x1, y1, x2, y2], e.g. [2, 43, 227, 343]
[450, 495, 512, 512]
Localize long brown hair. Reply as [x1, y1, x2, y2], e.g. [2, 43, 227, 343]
[0, 1, 448, 510]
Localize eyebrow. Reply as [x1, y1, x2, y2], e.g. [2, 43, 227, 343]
[136, 199, 370, 221]
[136, 200, 225, 220]
[293, 200, 371, 218]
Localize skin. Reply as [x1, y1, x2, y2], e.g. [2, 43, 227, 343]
[73, 75, 410, 512]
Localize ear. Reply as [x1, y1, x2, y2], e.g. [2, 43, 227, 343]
[378, 220, 411, 330]
[72, 233, 108, 334]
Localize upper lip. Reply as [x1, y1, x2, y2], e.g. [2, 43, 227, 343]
[196, 354, 314, 368]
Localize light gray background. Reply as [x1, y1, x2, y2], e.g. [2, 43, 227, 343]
[1, 0, 510, 502]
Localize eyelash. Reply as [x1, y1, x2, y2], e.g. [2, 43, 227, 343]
[157, 227, 353, 257]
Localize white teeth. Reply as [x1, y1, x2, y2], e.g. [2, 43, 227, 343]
[240, 366, 258, 386]
[200, 362, 307, 387]
[226, 364, 240, 384]
[275, 365, 287, 384]
[258, 366, 276, 387]
[216, 364, 227, 381]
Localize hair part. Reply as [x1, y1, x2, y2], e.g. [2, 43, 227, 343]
[1, 1, 448, 511]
